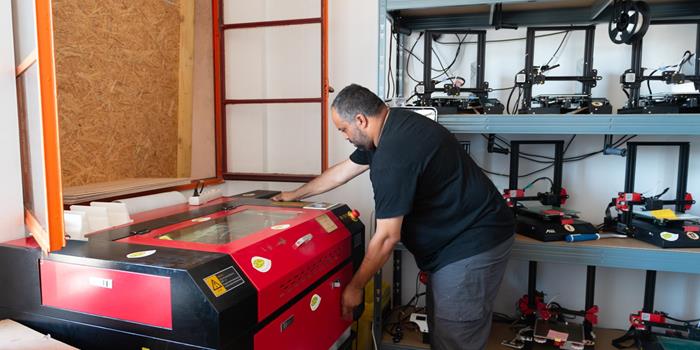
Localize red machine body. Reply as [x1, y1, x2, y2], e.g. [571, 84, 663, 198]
[253, 264, 354, 349]
[121, 204, 352, 322]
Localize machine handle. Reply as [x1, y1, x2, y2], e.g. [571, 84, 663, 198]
[294, 233, 314, 249]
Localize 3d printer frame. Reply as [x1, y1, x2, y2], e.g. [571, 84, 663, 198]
[619, 20, 700, 114]
[415, 30, 505, 114]
[517, 26, 608, 114]
[420, 30, 489, 102]
[507, 140, 565, 210]
[616, 141, 693, 234]
[507, 142, 598, 348]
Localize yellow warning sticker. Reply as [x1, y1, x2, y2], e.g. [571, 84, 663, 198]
[315, 214, 337, 233]
[204, 275, 227, 297]
[203, 266, 244, 298]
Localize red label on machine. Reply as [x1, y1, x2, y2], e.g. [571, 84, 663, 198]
[40, 260, 172, 329]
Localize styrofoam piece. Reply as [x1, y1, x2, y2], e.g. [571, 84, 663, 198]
[90, 201, 132, 226]
[115, 191, 187, 215]
[63, 210, 89, 241]
[68, 205, 110, 232]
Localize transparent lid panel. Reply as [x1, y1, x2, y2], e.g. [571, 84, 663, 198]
[158, 209, 299, 244]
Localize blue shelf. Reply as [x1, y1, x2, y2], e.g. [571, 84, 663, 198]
[512, 234, 700, 275]
[396, 235, 700, 274]
[438, 114, 700, 135]
[387, 0, 524, 11]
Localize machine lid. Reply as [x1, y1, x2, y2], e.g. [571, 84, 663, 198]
[157, 209, 301, 244]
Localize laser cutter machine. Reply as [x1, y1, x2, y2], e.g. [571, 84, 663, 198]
[0, 191, 365, 350]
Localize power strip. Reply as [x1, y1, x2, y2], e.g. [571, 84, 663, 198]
[189, 188, 222, 206]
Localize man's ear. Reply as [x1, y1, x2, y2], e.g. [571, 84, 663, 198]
[354, 113, 368, 128]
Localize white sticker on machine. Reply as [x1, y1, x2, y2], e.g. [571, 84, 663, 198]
[251, 256, 272, 273]
[126, 250, 156, 259]
[310, 294, 322, 311]
[660, 232, 679, 242]
[89, 277, 113, 289]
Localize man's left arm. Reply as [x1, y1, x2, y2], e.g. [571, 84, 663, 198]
[341, 216, 403, 318]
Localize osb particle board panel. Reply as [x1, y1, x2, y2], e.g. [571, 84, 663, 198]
[53, 0, 180, 187]
[191, 0, 216, 179]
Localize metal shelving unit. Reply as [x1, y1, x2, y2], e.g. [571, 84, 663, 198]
[387, 1, 700, 30]
[379, 0, 700, 136]
[377, 236, 700, 349]
[375, 1, 700, 349]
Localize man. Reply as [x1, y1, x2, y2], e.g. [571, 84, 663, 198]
[272, 84, 515, 350]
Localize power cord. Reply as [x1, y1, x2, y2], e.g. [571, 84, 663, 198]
[475, 134, 636, 178]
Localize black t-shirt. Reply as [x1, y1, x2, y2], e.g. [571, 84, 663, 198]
[350, 108, 514, 272]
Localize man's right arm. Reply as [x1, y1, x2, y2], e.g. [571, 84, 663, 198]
[271, 159, 369, 201]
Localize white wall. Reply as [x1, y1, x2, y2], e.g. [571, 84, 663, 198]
[224, 0, 379, 236]
[223, 1, 700, 331]
[224, 0, 323, 175]
[0, 0, 27, 242]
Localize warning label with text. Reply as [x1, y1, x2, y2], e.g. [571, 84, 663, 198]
[203, 266, 244, 297]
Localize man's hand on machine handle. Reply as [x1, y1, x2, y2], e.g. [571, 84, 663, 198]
[271, 191, 300, 202]
[341, 284, 363, 320]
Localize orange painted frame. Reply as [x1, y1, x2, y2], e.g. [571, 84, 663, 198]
[34, 0, 64, 252]
[213, 0, 224, 179]
[220, 0, 329, 182]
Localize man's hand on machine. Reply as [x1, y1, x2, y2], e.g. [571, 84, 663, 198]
[341, 284, 363, 320]
[271, 191, 299, 202]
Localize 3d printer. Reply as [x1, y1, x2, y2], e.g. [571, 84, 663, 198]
[0, 191, 365, 350]
[502, 140, 597, 242]
[608, 142, 699, 248]
[414, 30, 505, 115]
[618, 20, 700, 114]
[516, 26, 612, 115]
[613, 310, 700, 349]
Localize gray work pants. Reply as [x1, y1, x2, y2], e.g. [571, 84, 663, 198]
[426, 235, 514, 350]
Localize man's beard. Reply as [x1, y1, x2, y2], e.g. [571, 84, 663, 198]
[350, 128, 373, 151]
